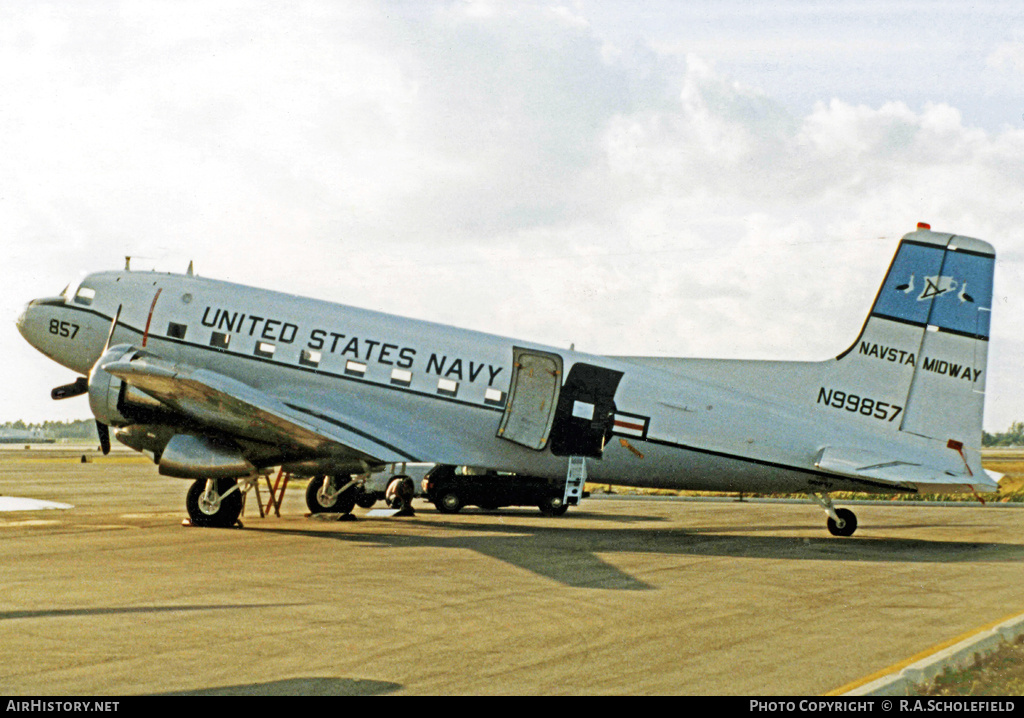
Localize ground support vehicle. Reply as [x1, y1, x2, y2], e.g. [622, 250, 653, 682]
[422, 465, 577, 516]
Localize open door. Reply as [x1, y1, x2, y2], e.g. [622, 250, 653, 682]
[548, 362, 623, 458]
[496, 348, 563, 450]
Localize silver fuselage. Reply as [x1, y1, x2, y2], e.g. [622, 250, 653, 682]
[18, 265, 973, 495]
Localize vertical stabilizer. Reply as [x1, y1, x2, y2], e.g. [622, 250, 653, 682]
[830, 226, 994, 445]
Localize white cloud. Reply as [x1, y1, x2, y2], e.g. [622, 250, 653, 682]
[1, 1, 1022, 431]
[987, 40, 1024, 75]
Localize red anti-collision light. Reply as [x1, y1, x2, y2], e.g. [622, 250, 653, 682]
[917, 222, 931, 230]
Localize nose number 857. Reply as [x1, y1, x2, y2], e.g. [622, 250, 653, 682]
[49, 319, 80, 339]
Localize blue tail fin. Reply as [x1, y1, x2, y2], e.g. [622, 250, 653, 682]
[834, 225, 995, 444]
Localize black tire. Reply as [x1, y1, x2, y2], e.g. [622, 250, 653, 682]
[826, 507, 858, 537]
[354, 488, 377, 509]
[538, 494, 568, 517]
[434, 491, 463, 514]
[186, 478, 243, 528]
[305, 474, 356, 515]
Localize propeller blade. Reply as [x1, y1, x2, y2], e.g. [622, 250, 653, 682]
[103, 304, 123, 354]
[96, 421, 110, 455]
[51, 377, 89, 400]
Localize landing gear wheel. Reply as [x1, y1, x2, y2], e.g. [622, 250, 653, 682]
[355, 488, 377, 509]
[305, 474, 356, 515]
[186, 478, 243, 528]
[826, 507, 858, 537]
[385, 475, 415, 515]
[435, 491, 463, 514]
[538, 495, 568, 517]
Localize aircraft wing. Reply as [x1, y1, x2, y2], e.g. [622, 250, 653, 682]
[814, 446, 1001, 493]
[101, 352, 424, 465]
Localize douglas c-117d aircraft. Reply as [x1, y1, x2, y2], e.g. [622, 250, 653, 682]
[17, 224, 1001, 535]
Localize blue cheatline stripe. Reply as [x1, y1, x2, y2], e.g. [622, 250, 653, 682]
[870, 240, 993, 339]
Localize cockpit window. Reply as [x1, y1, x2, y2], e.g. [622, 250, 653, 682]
[73, 286, 96, 306]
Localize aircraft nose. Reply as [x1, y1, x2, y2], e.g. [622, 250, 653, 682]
[17, 296, 64, 346]
[16, 302, 32, 339]
[17, 295, 106, 375]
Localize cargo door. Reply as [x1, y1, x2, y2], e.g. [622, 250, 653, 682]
[548, 363, 623, 458]
[496, 348, 563, 450]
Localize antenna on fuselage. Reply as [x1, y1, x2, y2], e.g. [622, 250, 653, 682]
[187, 260, 194, 276]
[125, 256, 131, 270]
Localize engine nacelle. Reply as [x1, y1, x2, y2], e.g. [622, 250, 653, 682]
[114, 424, 177, 459]
[158, 434, 255, 479]
[87, 345, 167, 427]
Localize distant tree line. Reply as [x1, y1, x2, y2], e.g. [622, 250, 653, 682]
[2, 420, 98, 440]
[983, 421, 1024, 447]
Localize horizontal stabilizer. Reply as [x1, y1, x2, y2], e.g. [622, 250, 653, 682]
[814, 446, 998, 493]
[985, 468, 1006, 485]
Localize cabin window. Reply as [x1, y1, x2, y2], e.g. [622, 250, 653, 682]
[345, 360, 367, 377]
[299, 349, 321, 368]
[210, 332, 230, 350]
[167, 322, 187, 340]
[255, 341, 275, 359]
[437, 378, 459, 398]
[390, 368, 412, 387]
[484, 387, 506, 407]
[74, 286, 96, 306]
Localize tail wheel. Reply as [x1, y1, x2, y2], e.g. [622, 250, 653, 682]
[305, 474, 356, 515]
[186, 478, 243, 528]
[826, 508, 858, 537]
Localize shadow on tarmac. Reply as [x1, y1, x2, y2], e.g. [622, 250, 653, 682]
[156, 677, 401, 696]
[253, 507, 1024, 591]
[0, 603, 302, 622]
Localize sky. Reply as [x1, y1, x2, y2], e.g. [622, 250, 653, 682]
[1, 0, 1022, 432]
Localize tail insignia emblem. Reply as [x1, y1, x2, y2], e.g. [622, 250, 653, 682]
[917, 275, 958, 301]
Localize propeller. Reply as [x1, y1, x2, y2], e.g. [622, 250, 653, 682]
[51, 377, 88, 400]
[93, 304, 122, 456]
[103, 304, 123, 353]
[49, 304, 124, 455]
[96, 421, 110, 455]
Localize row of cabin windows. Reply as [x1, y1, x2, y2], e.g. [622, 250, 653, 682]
[168, 322, 505, 405]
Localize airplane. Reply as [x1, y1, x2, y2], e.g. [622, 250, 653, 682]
[16, 223, 1001, 535]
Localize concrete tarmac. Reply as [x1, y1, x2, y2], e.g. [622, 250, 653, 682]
[1, 448, 1023, 696]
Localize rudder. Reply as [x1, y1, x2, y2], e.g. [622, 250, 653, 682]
[831, 225, 994, 444]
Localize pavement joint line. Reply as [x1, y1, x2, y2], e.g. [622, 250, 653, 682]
[826, 610, 1024, 696]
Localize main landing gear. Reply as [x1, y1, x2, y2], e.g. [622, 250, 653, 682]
[305, 474, 358, 516]
[810, 493, 858, 537]
[184, 469, 417, 526]
[183, 473, 370, 527]
[306, 472, 417, 517]
[186, 478, 244, 528]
